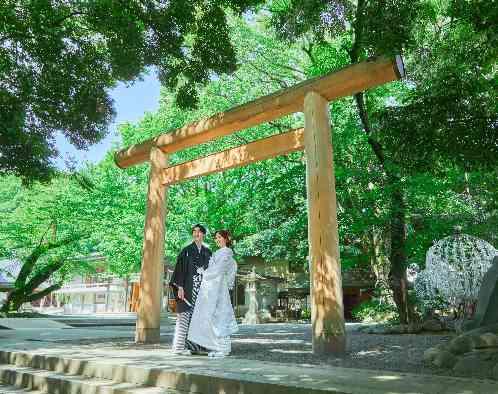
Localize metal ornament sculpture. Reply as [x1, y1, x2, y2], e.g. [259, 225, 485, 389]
[415, 232, 497, 318]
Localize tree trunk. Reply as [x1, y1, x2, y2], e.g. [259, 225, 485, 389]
[1, 282, 63, 313]
[369, 227, 387, 285]
[1, 288, 28, 313]
[387, 181, 416, 324]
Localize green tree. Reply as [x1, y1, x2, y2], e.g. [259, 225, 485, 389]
[82, 17, 311, 273]
[0, 174, 96, 312]
[268, 0, 497, 323]
[268, 0, 424, 323]
[375, 1, 497, 169]
[0, 231, 86, 313]
[0, 0, 262, 182]
[3, 8, 494, 321]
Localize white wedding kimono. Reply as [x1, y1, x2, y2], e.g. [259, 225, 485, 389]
[187, 247, 238, 354]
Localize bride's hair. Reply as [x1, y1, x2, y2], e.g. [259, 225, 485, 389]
[215, 230, 232, 248]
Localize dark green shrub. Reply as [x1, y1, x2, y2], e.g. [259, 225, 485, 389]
[352, 299, 399, 323]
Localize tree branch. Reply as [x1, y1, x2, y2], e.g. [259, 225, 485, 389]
[246, 62, 289, 89]
[253, 50, 306, 77]
[349, 0, 366, 64]
[25, 283, 62, 303]
[25, 258, 66, 293]
[14, 233, 86, 288]
[71, 172, 96, 192]
[50, 11, 87, 28]
[268, 120, 293, 132]
[233, 134, 249, 145]
[302, 42, 316, 64]
[38, 223, 53, 248]
[346, 0, 386, 167]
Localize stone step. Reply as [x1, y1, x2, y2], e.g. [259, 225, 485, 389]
[0, 351, 189, 393]
[0, 383, 45, 393]
[0, 349, 347, 394]
[2, 349, 498, 394]
[0, 364, 184, 394]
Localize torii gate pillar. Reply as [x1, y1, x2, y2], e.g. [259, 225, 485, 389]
[304, 91, 346, 354]
[135, 147, 168, 343]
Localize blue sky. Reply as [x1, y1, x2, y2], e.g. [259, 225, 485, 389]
[54, 72, 161, 169]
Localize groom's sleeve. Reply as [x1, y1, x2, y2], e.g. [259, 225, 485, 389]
[170, 249, 186, 296]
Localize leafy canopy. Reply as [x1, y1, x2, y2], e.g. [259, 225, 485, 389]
[0, 0, 262, 182]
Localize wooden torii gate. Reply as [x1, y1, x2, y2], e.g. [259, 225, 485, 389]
[114, 56, 405, 355]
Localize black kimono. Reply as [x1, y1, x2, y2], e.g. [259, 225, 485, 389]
[170, 242, 212, 313]
[170, 242, 212, 352]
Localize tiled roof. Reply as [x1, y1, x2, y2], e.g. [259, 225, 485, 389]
[0, 260, 22, 283]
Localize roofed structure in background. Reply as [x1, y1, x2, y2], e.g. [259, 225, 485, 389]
[0, 260, 21, 291]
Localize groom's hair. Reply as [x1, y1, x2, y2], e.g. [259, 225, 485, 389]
[192, 223, 207, 235]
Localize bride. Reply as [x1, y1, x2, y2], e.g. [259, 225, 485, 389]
[187, 230, 238, 357]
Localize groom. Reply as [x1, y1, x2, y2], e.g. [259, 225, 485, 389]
[170, 224, 212, 354]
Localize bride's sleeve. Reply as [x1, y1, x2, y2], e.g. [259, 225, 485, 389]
[202, 253, 230, 281]
[227, 261, 237, 290]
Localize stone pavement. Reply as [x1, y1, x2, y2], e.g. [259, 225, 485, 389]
[0, 317, 175, 344]
[1, 312, 175, 328]
[1, 324, 497, 393]
[0, 319, 71, 330]
[0, 321, 366, 344]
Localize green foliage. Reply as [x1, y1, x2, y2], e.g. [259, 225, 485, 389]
[269, 0, 424, 56]
[373, 1, 497, 171]
[0, 0, 263, 182]
[113, 17, 312, 269]
[0, 174, 97, 274]
[266, 0, 498, 324]
[1, 6, 497, 317]
[300, 307, 311, 320]
[0, 172, 102, 311]
[352, 299, 399, 323]
[93, 10, 497, 279]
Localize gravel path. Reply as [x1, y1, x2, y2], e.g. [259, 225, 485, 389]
[70, 323, 475, 379]
[230, 324, 456, 377]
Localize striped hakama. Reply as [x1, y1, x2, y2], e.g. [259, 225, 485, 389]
[172, 270, 205, 352]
